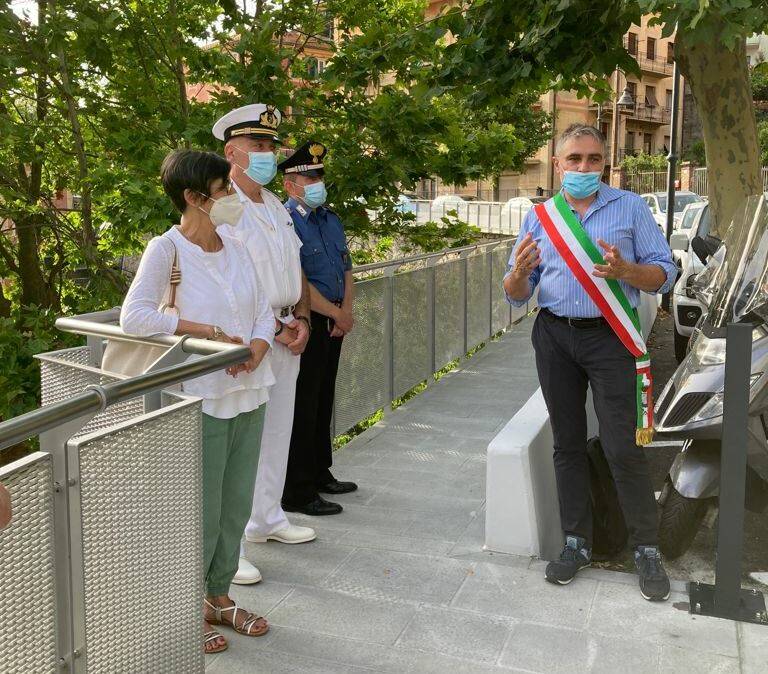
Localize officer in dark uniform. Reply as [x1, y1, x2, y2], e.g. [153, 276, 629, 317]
[278, 141, 358, 516]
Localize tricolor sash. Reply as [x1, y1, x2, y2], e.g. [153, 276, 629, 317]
[534, 193, 654, 445]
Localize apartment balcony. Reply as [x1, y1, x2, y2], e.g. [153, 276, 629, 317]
[623, 36, 674, 76]
[589, 102, 671, 125]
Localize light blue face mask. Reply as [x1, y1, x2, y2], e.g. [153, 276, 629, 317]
[302, 181, 327, 209]
[243, 151, 277, 186]
[562, 171, 601, 199]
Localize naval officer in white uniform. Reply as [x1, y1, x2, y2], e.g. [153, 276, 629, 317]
[212, 104, 316, 585]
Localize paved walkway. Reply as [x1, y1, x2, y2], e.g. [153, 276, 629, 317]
[206, 318, 767, 673]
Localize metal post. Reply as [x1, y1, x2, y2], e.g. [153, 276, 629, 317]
[427, 258, 437, 376]
[662, 61, 681, 312]
[383, 267, 396, 412]
[460, 251, 470, 355]
[689, 322, 768, 624]
[86, 335, 104, 368]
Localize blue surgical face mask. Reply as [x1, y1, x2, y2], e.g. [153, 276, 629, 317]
[562, 171, 602, 199]
[239, 150, 277, 186]
[302, 181, 327, 209]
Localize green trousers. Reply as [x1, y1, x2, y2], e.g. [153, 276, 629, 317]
[202, 405, 266, 596]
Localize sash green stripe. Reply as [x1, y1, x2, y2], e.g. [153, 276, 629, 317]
[552, 194, 642, 334]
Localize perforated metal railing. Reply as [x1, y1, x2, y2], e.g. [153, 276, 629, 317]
[333, 237, 532, 435]
[0, 319, 252, 674]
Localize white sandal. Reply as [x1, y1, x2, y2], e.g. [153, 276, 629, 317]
[204, 598, 269, 637]
[203, 629, 227, 654]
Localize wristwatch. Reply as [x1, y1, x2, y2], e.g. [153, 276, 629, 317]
[209, 325, 224, 341]
[296, 315, 312, 334]
[275, 321, 285, 337]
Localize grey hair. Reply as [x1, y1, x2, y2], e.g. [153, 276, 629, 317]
[555, 124, 607, 156]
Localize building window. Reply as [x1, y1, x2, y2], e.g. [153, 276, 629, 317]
[306, 57, 326, 79]
[645, 85, 659, 108]
[626, 80, 637, 103]
[647, 37, 656, 61]
[665, 89, 673, 111]
[667, 42, 674, 63]
[627, 32, 638, 55]
[643, 133, 653, 154]
[664, 135, 671, 154]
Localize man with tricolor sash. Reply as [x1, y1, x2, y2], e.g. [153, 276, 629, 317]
[503, 124, 677, 601]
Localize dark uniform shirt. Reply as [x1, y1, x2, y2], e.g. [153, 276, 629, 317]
[286, 198, 352, 303]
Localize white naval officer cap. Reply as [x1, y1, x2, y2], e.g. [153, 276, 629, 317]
[212, 103, 283, 143]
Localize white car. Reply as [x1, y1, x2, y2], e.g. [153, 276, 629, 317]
[671, 201, 707, 269]
[499, 196, 547, 234]
[669, 203, 711, 362]
[641, 191, 703, 231]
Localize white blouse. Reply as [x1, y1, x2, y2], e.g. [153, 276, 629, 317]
[120, 226, 275, 418]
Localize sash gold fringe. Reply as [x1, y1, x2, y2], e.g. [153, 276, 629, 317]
[636, 427, 654, 446]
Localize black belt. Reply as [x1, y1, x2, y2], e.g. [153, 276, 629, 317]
[542, 308, 607, 329]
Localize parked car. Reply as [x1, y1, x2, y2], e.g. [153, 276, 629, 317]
[499, 196, 548, 234]
[431, 194, 466, 210]
[669, 202, 711, 361]
[641, 191, 703, 230]
[394, 193, 417, 214]
[671, 201, 708, 270]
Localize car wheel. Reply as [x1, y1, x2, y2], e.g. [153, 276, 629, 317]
[674, 325, 689, 363]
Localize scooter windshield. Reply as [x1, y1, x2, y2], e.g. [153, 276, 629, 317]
[695, 194, 768, 329]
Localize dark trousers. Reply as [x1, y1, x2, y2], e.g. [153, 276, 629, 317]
[283, 311, 343, 505]
[531, 310, 658, 548]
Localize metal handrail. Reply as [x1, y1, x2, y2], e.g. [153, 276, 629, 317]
[353, 237, 514, 274]
[0, 311, 252, 451]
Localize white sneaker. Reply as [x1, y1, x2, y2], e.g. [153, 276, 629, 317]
[232, 557, 262, 585]
[246, 523, 317, 544]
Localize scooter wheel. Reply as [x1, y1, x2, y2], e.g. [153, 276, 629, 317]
[659, 482, 709, 559]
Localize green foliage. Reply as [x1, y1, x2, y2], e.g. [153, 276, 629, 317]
[751, 62, 768, 101]
[759, 120, 768, 166]
[683, 140, 707, 166]
[620, 152, 668, 172]
[0, 0, 551, 420]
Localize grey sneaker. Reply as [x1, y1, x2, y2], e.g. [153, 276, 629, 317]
[635, 545, 670, 601]
[545, 535, 592, 585]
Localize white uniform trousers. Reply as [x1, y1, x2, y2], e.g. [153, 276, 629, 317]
[244, 340, 301, 538]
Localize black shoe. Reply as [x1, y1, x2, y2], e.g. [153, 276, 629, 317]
[635, 545, 670, 601]
[318, 479, 358, 495]
[282, 495, 343, 516]
[545, 536, 592, 585]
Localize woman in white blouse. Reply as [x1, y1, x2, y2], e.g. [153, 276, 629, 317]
[121, 150, 276, 655]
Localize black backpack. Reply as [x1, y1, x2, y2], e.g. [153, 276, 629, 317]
[587, 436, 628, 559]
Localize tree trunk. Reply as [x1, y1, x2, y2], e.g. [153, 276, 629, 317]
[676, 35, 761, 239]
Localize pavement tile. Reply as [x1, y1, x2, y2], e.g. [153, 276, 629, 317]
[284, 503, 418, 538]
[322, 548, 474, 605]
[267, 585, 417, 645]
[659, 644, 740, 673]
[205, 647, 375, 673]
[498, 622, 659, 674]
[587, 582, 739, 658]
[403, 506, 482, 541]
[451, 562, 597, 629]
[335, 530, 455, 556]
[241, 539, 356, 587]
[738, 622, 768, 674]
[396, 604, 515, 664]
[228, 580, 295, 617]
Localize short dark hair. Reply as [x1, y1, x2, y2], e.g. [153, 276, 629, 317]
[160, 149, 231, 213]
[555, 124, 606, 155]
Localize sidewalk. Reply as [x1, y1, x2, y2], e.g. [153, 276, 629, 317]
[206, 317, 766, 673]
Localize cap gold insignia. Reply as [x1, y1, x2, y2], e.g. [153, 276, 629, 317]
[309, 143, 325, 164]
[260, 104, 280, 130]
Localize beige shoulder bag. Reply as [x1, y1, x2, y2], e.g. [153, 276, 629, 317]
[101, 238, 181, 377]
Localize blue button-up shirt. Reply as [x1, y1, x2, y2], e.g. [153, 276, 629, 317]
[286, 198, 352, 303]
[505, 184, 676, 318]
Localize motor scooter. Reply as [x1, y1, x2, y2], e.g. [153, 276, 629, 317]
[654, 194, 768, 559]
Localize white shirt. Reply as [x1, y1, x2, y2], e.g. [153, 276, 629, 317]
[223, 184, 303, 318]
[120, 226, 276, 418]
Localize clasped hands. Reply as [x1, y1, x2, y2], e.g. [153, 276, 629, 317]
[513, 233, 631, 281]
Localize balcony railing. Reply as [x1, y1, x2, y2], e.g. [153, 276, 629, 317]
[624, 36, 675, 76]
[627, 104, 671, 124]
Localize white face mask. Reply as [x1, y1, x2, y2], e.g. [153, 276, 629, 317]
[204, 193, 244, 227]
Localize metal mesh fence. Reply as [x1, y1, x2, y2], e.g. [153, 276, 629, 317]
[0, 454, 58, 674]
[492, 244, 513, 334]
[334, 277, 387, 434]
[393, 268, 430, 397]
[467, 253, 492, 347]
[71, 399, 204, 674]
[434, 258, 464, 367]
[39, 349, 144, 438]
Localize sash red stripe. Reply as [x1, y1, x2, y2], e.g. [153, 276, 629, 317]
[534, 203, 643, 358]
